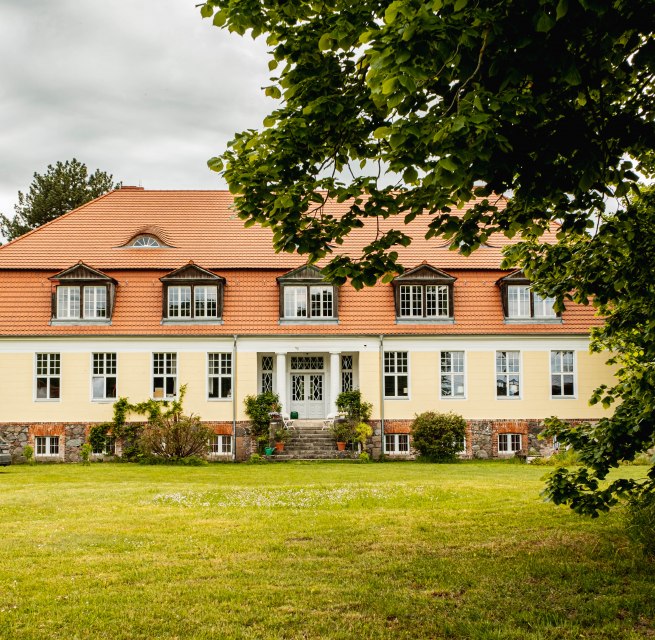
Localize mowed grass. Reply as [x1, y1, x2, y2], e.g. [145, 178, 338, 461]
[0, 462, 653, 640]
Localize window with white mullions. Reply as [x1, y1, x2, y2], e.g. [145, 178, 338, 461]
[84, 286, 107, 318]
[36, 353, 61, 400]
[384, 351, 409, 398]
[284, 286, 308, 317]
[261, 355, 274, 393]
[168, 286, 192, 318]
[507, 286, 531, 318]
[194, 286, 218, 318]
[440, 351, 465, 398]
[56, 286, 80, 319]
[551, 350, 575, 397]
[426, 285, 449, 317]
[92, 436, 116, 455]
[385, 433, 410, 455]
[35, 435, 60, 456]
[498, 433, 522, 453]
[496, 351, 520, 398]
[310, 285, 333, 317]
[533, 293, 557, 318]
[92, 353, 117, 400]
[208, 353, 232, 399]
[400, 285, 423, 317]
[153, 353, 177, 399]
[341, 355, 353, 393]
[209, 435, 232, 455]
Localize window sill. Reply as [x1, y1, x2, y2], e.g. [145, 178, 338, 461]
[91, 399, 116, 404]
[383, 396, 410, 401]
[50, 319, 111, 326]
[551, 396, 577, 400]
[207, 398, 232, 402]
[395, 317, 454, 325]
[503, 318, 562, 324]
[278, 318, 339, 326]
[496, 396, 522, 401]
[34, 399, 61, 403]
[440, 395, 466, 400]
[161, 319, 223, 325]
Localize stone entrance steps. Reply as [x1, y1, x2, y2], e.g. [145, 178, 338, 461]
[273, 419, 360, 460]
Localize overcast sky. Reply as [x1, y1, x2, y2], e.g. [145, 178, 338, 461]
[0, 0, 271, 218]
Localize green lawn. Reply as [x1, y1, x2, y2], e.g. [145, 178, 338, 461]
[0, 462, 652, 640]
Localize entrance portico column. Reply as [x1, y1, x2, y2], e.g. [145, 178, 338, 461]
[276, 352, 287, 414]
[329, 351, 340, 415]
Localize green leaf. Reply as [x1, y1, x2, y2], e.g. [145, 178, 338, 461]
[200, 4, 213, 19]
[562, 65, 582, 86]
[454, 0, 468, 12]
[382, 77, 397, 95]
[207, 157, 224, 173]
[373, 126, 393, 139]
[556, 0, 569, 19]
[440, 157, 457, 172]
[318, 33, 333, 51]
[212, 10, 227, 27]
[390, 133, 407, 149]
[536, 12, 555, 32]
[403, 167, 418, 183]
[265, 86, 282, 99]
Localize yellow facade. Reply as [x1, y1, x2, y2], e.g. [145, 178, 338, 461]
[0, 346, 613, 423]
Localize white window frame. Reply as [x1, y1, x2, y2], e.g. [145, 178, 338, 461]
[91, 353, 117, 402]
[496, 350, 521, 399]
[83, 286, 108, 319]
[340, 354, 354, 393]
[383, 351, 409, 399]
[194, 285, 218, 318]
[56, 286, 80, 319]
[207, 353, 233, 400]
[35, 353, 61, 401]
[426, 284, 449, 317]
[507, 285, 531, 318]
[284, 286, 308, 318]
[152, 353, 177, 399]
[440, 351, 466, 399]
[34, 435, 60, 457]
[167, 286, 192, 318]
[209, 435, 233, 456]
[498, 433, 522, 454]
[399, 285, 423, 317]
[260, 355, 274, 394]
[550, 350, 577, 399]
[384, 433, 410, 455]
[533, 293, 557, 318]
[456, 435, 467, 455]
[310, 285, 334, 318]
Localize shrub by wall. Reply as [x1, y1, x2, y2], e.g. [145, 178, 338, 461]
[411, 411, 467, 462]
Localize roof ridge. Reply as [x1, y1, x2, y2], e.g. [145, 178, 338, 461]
[0, 189, 118, 251]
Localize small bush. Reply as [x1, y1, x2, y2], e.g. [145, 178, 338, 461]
[411, 411, 467, 462]
[139, 454, 208, 466]
[23, 445, 34, 465]
[246, 453, 266, 464]
[358, 451, 370, 463]
[530, 448, 581, 466]
[625, 492, 655, 557]
[139, 413, 214, 460]
[336, 390, 372, 423]
[80, 443, 92, 465]
[244, 392, 280, 452]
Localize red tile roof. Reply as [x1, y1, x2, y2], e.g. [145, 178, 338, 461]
[0, 189, 599, 336]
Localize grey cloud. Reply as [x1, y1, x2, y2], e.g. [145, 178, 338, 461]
[0, 0, 272, 216]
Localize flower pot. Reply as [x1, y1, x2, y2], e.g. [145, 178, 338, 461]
[264, 447, 275, 456]
[275, 442, 285, 452]
[336, 441, 346, 451]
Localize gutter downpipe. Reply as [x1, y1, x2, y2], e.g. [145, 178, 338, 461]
[379, 334, 385, 458]
[232, 334, 238, 461]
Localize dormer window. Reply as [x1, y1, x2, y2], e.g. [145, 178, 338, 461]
[393, 264, 455, 322]
[499, 272, 559, 321]
[160, 262, 224, 323]
[50, 263, 116, 324]
[277, 265, 338, 323]
[130, 235, 162, 248]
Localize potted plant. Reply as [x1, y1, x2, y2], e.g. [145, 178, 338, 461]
[273, 427, 290, 452]
[330, 419, 354, 451]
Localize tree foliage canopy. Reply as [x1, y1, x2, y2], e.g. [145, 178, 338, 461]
[200, 0, 655, 515]
[202, 0, 654, 287]
[0, 158, 118, 241]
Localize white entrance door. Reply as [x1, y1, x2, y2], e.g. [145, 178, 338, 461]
[290, 373, 325, 419]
